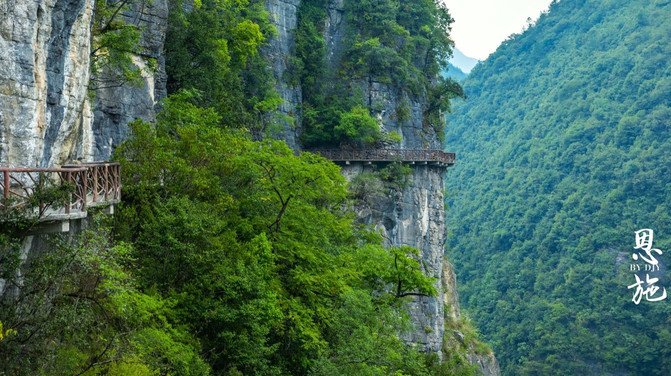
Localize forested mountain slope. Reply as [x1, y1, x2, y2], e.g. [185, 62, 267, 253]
[444, 0, 671, 374]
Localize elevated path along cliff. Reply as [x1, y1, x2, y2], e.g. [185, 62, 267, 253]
[0, 162, 121, 229]
[307, 148, 456, 167]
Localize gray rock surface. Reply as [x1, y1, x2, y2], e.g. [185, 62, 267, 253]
[0, 0, 94, 167]
[442, 259, 461, 321]
[343, 163, 447, 356]
[467, 353, 502, 376]
[263, 0, 468, 361]
[0, 0, 168, 167]
[264, 0, 301, 150]
[91, 0, 168, 161]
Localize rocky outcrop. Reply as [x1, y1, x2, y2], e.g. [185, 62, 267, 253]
[0, 0, 94, 167]
[264, 0, 301, 150]
[322, 1, 440, 151]
[0, 0, 168, 167]
[443, 260, 501, 376]
[468, 353, 502, 376]
[442, 260, 461, 321]
[91, 0, 168, 161]
[343, 164, 448, 356]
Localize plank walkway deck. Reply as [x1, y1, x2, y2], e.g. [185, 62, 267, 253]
[307, 149, 455, 167]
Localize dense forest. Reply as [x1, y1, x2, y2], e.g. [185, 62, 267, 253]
[0, 0, 481, 375]
[445, 0, 671, 374]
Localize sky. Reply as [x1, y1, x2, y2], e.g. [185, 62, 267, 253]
[442, 0, 554, 60]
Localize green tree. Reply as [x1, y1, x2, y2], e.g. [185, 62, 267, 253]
[334, 105, 381, 146]
[90, 0, 156, 91]
[165, 0, 280, 135]
[294, 0, 463, 146]
[113, 93, 449, 374]
[0, 214, 208, 376]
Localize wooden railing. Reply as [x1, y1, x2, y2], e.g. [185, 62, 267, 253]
[307, 149, 456, 166]
[0, 162, 121, 222]
[64, 162, 122, 208]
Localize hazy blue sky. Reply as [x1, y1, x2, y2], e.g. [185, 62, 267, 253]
[443, 0, 553, 60]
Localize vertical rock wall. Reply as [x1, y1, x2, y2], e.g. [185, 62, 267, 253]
[0, 0, 168, 167]
[91, 0, 168, 161]
[266, 1, 499, 371]
[265, 0, 449, 358]
[264, 0, 302, 150]
[0, 0, 93, 167]
[342, 163, 448, 356]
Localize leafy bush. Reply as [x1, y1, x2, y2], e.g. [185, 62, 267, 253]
[334, 105, 381, 145]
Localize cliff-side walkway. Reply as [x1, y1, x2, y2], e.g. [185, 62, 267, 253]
[308, 149, 456, 167]
[0, 162, 121, 223]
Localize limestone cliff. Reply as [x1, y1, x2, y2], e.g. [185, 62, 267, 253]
[0, 0, 94, 167]
[265, 0, 498, 373]
[264, 0, 302, 150]
[0, 0, 167, 167]
[91, 0, 168, 161]
[342, 163, 447, 355]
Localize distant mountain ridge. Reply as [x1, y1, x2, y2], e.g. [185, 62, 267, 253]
[444, 0, 671, 374]
[444, 62, 467, 81]
[449, 48, 479, 73]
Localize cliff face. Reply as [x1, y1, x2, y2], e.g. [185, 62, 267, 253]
[266, 0, 499, 372]
[342, 163, 447, 355]
[264, 0, 301, 150]
[265, 0, 483, 367]
[1, 0, 496, 371]
[0, 0, 93, 167]
[91, 0, 168, 161]
[0, 0, 167, 167]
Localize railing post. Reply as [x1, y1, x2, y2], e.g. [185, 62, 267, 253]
[117, 164, 121, 200]
[104, 164, 109, 201]
[3, 170, 8, 199]
[82, 169, 87, 212]
[38, 172, 45, 215]
[65, 171, 72, 215]
[92, 165, 98, 203]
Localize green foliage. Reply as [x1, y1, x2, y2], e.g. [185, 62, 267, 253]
[295, 0, 463, 146]
[112, 94, 443, 374]
[379, 161, 412, 189]
[0, 320, 16, 342]
[0, 175, 75, 237]
[382, 130, 403, 144]
[165, 0, 281, 137]
[350, 172, 386, 201]
[349, 161, 412, 206]
[334, 105, 381, 145]
[90, 0, 156, 91]
[445, 0, 671, 374]
[0, 213, 208, 376]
